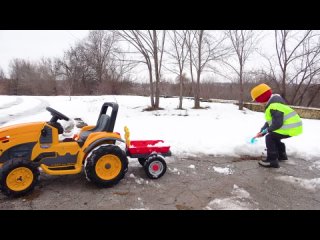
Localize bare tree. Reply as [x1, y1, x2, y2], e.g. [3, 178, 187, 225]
[0, 66, 6, 94]
[56, 46, 88, 100]
[70, 30, 135, 95]
[258, 53, 280, 90]
[104, 52, 137, 94]
[9, 59, 38, 95]
[167, 30, 189, 109]
[117, 30, 166, 109]
[286, 34, 320, 105]
[9, 59, 22, 95]
[37, 58, 59, 95]
[275, 30, 312, 101]
[85, 30, 118, 87]
[306, 82, 320, 107]
[224, 30, 259, 110]
[186, 30, 196, 98]
[0, 67, 5, 80]
[186, 30, 229, 108]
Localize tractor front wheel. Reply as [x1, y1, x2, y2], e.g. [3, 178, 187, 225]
[0, 159, 40, 197]
[85, 145, 128, 187]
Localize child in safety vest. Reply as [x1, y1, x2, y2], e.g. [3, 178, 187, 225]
[251, 83, 303, 168]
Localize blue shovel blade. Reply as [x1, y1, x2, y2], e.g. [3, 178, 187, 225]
[250, 138, 258, 144]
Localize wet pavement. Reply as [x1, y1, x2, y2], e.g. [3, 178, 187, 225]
[1, 154, 320, 210]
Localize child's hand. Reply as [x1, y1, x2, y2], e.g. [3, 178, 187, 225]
[255, 132, 264, 138]
[255, 129, 268, 138]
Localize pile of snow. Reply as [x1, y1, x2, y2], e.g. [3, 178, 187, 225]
[129, 173, 160, 187]
[0, 96, 18, 108]
[309, 161, 320, 171]
[204, 185, 257, 210]
[168, 167, 181, 175]
[275, 175, 320, 191]
[1, 95, 320, 161]
[212, 166, 234, 175]
[129, 197, 149, 210]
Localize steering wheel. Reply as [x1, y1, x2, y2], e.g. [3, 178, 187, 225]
[46, 107, 70, 122]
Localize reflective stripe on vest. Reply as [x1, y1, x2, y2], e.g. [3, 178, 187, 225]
[278, 121, 302, 129]
[267, 111, 298, 125]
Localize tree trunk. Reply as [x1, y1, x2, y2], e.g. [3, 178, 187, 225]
[307, 85, 320, 107]
[194, 70, 201, 108]
[153, 30, 160, 109]
[281, 65, 287, 100]
[179, 71, 183, 109]
[239, 64, 244, 110]
[189, 50, 195, 98]
[194, 30, 203, 109]
[14, 78, 18, 95]
[148, 64, 155, 108]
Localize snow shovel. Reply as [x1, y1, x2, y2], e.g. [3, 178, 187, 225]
[249, 136, 258, 144]
[249, 129, 267, 144]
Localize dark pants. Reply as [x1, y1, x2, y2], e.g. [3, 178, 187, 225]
[265, 132, 290, 161]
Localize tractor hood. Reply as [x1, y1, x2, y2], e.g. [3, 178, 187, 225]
[0, 122, 45, 154]
[0, 122, 45, 137]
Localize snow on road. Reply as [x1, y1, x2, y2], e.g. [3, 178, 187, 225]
[211, 166, 234, 175]
[275, 176, 320, 191]
[309, 161, 320, 171]
[204, 184, 258, 210]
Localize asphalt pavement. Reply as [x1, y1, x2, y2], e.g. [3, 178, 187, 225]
[1, 154, 319, 210]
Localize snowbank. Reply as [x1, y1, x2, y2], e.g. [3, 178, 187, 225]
[1, 95, 320, 161]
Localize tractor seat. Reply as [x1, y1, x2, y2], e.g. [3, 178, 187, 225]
[79, 114, 110, 141]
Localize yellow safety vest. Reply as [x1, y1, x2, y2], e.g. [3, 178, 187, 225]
[265, 103, 303, 136]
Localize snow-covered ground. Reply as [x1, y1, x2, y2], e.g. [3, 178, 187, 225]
[1, 95, 320, 161]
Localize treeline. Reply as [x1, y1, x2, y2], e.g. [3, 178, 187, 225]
[159, 73, 320, 107]
[1, 30, 320, 109]
[1, 66, 320, 107]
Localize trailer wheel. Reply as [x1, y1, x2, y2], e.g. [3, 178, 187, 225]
[138, 158, 146, 166]
[144, 155, 167, 179]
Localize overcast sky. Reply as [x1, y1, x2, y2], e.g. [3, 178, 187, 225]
[0, 30, 277, 81]
[0, 30, 89, 75]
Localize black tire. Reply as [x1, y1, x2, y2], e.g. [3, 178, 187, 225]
[0, 159, 40, 197]
[138, 158, 146, 166]
[144, 155, 167, 179]
[85, 145, 128, 187]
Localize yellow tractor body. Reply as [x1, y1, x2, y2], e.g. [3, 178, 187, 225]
[0, 102, 129, 197]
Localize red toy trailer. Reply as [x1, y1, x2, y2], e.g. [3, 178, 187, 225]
[124, 127, 171, 179]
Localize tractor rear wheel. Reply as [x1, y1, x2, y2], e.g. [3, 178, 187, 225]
[85, 145, 128, 187]
[0, 159, 40, 197]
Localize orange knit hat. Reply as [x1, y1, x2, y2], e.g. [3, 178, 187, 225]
[250, 83, 272, 103]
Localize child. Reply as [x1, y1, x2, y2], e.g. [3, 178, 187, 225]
[250, 83, 303, 168]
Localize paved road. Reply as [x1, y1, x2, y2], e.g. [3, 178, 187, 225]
[1, 154, 319, 210]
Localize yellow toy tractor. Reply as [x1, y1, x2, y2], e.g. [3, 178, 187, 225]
[0, 102, 129, 197]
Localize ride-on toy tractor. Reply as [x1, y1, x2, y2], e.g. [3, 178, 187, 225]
[0, 102, 170, 197]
